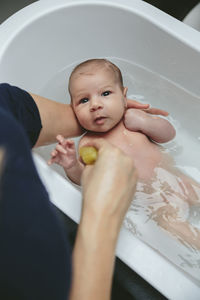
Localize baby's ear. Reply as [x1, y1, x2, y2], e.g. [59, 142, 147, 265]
[123, 87, 128, 108]
[123, 87, 128, 98]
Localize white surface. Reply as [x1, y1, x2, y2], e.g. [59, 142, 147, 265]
[34, 154, 200, 300]
[0, 0, 200, 298]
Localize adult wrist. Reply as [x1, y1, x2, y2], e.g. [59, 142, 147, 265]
[80, 207, 121, 247]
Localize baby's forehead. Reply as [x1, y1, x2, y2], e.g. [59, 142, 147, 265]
[72, 64, 113, 79]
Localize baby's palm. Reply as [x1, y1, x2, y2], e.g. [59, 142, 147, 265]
[49, 136, 77, 169]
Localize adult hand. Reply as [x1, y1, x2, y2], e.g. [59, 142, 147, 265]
[70, 139, 137, 300]
[127, 99, 169, 116]
[81, 138, 138, 229]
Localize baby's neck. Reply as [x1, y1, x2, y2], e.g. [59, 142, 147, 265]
[110, 119, 125, 131]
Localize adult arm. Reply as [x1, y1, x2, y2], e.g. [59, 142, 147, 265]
[0, 84, 168, 147]
[31, 93, 168, 146]
[33, 95, 167, 147]
[31, 93, 84, 147]
[32, 94, 168, 147]
[69, 139, 138, 300]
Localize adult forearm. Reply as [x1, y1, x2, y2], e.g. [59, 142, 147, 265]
[69, 212, 119, 300]
[31, 93, 83, 147]
[69, 139, 138, 300]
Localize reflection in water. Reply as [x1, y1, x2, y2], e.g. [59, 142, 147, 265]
[124, 166, 200, 281]
[188, 204, 200, 229]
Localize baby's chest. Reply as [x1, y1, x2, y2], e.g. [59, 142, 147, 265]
[81, 129, 163, 180]
[82, 128, 145, 157]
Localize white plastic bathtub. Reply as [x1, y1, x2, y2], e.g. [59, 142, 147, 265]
[0, 0, 200, 298]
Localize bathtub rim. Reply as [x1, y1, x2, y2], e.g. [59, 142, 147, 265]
[0, 0, 200, 61]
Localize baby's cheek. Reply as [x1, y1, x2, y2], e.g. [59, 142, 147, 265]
[113, 106, 125, 123]
[78, 116, 89, 129]
[75, 108, 89, 128]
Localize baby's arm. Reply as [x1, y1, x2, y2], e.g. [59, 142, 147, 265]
[124, 108, 176, 143]
[48, 135, 84, 185]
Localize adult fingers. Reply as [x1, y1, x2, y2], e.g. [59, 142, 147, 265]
[127, 99, 149, 109]
[127, 99, 169, 116]
[143, 107, 169, 116]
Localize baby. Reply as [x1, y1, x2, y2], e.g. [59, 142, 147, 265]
[49, 59, 200, 249]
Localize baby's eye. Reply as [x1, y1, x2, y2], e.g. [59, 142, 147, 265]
[102, 91, 111, 96]
[80, 98, 89, 104]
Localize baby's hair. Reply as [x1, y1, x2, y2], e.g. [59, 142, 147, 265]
[68, 58, 124, 96]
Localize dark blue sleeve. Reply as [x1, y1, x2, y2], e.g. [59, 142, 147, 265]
[0, 83, 42, 147]
[0, 89, 71, 299]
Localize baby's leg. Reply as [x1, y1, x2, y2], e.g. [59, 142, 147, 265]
[152, 204, 200, 249]
[172, 169, 200, 205]
[150, 167, 200, 249]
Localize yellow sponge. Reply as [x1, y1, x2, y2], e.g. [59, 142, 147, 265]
[79, 146, 98, 165]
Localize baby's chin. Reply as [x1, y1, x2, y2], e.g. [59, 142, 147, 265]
[84, 128, 111, 134]
[82, 120, 122, 134]
[81, 119, 122, 133]
[83, 124, 117, 134]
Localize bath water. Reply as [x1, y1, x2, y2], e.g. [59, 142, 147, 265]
[36, 57, 200, 282]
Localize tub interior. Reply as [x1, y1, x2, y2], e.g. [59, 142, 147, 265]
[36, 56, 200, 281]
[0, 0, 200, 298]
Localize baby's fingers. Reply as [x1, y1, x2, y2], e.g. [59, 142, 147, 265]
[51, 149, 58, 157]
[56, 134, 65, 144]
[48, 156, 60, 165]
[47, 158, 54, 165]
[66, 139, 75, 149]
[47, 149, 58, 165]
[55, 144, 67, 154]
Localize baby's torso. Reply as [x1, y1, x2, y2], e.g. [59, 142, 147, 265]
[79, 121, 171, 180]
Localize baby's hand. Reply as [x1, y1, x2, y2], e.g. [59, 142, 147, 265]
[48, 135, 77, 169]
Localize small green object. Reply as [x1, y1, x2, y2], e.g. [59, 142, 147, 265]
[79, 146, 98, 165]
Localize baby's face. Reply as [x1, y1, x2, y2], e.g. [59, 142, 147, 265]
[70, 68, 127, 132]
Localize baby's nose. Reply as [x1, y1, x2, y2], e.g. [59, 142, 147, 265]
[90, 98, 103, 111]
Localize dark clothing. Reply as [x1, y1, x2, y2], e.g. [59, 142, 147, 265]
[0, 83, 42, 147]
[0, 83, 71, 300]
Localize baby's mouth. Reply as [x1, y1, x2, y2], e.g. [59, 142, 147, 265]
[94, 116, 107, 125]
